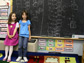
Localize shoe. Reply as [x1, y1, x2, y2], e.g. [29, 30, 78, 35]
[7, 60, 11, 62]
[16, 57, 22, 62]
[3, 58, 7, 61]
[23, 57, 28, 62]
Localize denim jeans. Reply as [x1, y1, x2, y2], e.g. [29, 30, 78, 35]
[18, 36, 28, 57]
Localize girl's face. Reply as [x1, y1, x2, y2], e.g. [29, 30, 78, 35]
[11, 13, 16, 21]
[22, 12, 27, 20]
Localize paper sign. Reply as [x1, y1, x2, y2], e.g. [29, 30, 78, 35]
[0, 13, 8, 16]
[55, 40, 64, 51]
[47, 39, 55, 47]
[64, 40, 73, 52]
[44, 56, 59, 63]
[38, 39, 47, 51]
[0, 5, 8, 9]
[39, 39, 46, 42]
[0, 0, 12, 38]
[0, 32, 7, 34]
[64, 40, 73, 44]
[55, 47, 64, 52]
[0, 16, 8, 19]
[39, 42, 46, 46]
[1, 28, 7, 31]
[46, 47, 55, 51]
[55, 40, 64, 43]
[38, 46, 46, 51]
[55, 40, 64, 47]
[47, 39, 55, 42]
[0, 24, 7, 27]
[60, 57, 76, 63]
[0, 20, 8, 23]
[64, 48, 73, 52]
[64, 40, 73, 48]
[0, 9, 8, 12]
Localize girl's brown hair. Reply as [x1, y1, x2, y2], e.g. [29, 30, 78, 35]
[8, 12, 17, 24]
[21, 10, 28, 20]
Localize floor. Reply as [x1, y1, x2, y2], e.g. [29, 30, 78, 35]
[0, 51, 80, 63]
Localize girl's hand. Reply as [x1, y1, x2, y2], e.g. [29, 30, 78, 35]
[12, 34, 15, 38]
[8, 35, 10, 38]
[11, 35, 14, 38]
[8, 35, 12, 38]
[29, 36, 31, 41]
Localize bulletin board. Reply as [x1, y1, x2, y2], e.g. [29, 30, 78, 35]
[38, 39, 73, 52]
[0, 0, 13, 38]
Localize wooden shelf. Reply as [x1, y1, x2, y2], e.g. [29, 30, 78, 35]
[31, 36, 84, 40]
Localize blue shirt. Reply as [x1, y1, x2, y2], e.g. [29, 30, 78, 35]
[19, 20, 31, 38]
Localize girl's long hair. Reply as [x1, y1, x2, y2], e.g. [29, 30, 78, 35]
[8, 12, 17, 24]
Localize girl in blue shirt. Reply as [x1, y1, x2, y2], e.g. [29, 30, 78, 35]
[16, 10, 31, 62]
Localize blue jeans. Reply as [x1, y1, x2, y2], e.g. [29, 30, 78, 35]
[18, 36, 28, 57]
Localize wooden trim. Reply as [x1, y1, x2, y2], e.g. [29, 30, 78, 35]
[82, 44, 84, 63]
[31, 36, 84, 40]
[10, 0, 13, 12]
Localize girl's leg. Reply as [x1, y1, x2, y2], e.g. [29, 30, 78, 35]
[3, 46, 9, 61]
[23, 37, 28, 62]
[7, 46, 13, 62]
[16, 36, 23, 61]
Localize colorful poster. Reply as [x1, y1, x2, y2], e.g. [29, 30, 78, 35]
[55, 40, 64, 52]
[47, 39, 55, 47]
[0, 20, 8, 23]
[0, 13, 8, 16]
[44, 56, 59, 63]
[0, 16, 8, 19]
[0, 24, 7, 27]
[0, 32, 7, 34]
[46, 39, 55, 51]
[0, 9, 8, 12]
[38, 39, 74, 52]
[1, 28, 7, 32]
[0, 0, 12, 38]
[64, 40, 73, 52]
[46, 47, 55, 51]
[55, 40, 64, 47]
[64, 40, 73, 48]
[38, 39, 46, 51]
[60, 57, 76, 63]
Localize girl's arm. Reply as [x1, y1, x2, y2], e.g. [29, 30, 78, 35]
[7, 27, 10, 37]
[7, 26, 12, 38]
[12, 23, 19, 37]
[12, 27, 18, 37]
[28, 25, 31, 41]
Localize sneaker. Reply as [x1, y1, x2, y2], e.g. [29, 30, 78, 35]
[16, 57, 22, 61]
[23, 57, 28, 62]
